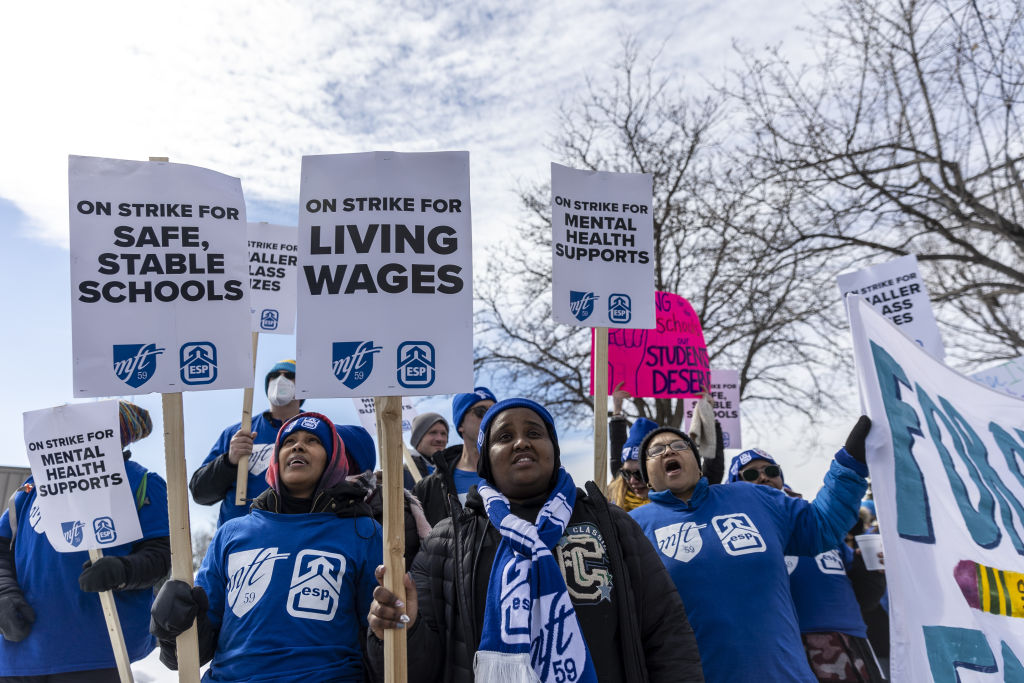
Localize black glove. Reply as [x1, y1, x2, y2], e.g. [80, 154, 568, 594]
[150, 580, 208, 640]
[715, 421, 725, 460]
[0, 593, 35, 642]
[845, 416, 872, 463]
[79, 556, 128, 592]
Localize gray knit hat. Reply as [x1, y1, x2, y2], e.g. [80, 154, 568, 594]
[409, 412, 448, 455]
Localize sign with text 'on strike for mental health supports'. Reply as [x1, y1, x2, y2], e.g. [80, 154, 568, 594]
[23, 401, 142, 552]
[248, 222, 298, 334]
[352, 397, 419, 436]
[849, 296, 1024, 682]
[593, 291, 710, 399]
[297, 151, 473, 397]
[683, 369, 742, 449]
[69, 156, 252, 396]
[551, 163, 655, 329]
[837, 254, 945, 360]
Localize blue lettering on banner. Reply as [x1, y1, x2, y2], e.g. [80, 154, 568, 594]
[61, 520, 84, 548]
[608, 293, 631, 324]
[179, 342, 218, 385]
[112, 343, 164, 388]
[260, 309, 279, 331]
[569, 291, 598, 322]
[93, 516, 117, 544]
[397, 341, 435, 388]
[332, 341, 382, 390]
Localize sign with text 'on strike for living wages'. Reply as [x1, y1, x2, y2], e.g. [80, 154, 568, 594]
[849, 296, 1024, 682]
[248, 222, 298, 334]
[69, 155, 252, 396]
[551, 163, 655, 329]
[297, 151, 473, 398]
[23, 401, 141, 552]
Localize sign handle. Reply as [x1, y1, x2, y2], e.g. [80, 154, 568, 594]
[594, 327, 609, 492]
[162, 392, 201, 683]
[374, 396, 407, 683]
[235, 332, 260, 505]
[88, 548, 134, 683]
[401, 442, 422, 484]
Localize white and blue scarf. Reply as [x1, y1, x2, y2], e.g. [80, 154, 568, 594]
[475, 469, 598, 683]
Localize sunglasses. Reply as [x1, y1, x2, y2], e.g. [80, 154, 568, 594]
[647, 440, 692, 459]
[621, 469, 644, 482]
[471, 405, 490, 419]
[741, 465, 782, 481]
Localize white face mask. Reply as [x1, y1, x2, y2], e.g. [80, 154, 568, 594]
[267, 376, 296, 406]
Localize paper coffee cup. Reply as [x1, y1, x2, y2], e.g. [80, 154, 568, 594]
[856, 534, 885, 570]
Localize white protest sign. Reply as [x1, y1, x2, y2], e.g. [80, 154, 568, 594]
[683, 369, 742, 449]
[297, 151, 473, 397]
[849, 295, 1024, 682]
[972, 356, 1024, 400]
[837, 254, 944, 360]
[352, 397, 419, 435]
[551, 163, 655, 328]
[23, 401, 142, 552]
[70, 155, 251, 396]
[248, 222, 298, 334]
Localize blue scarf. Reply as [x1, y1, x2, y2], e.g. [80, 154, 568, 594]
[475, 469, 598, 683]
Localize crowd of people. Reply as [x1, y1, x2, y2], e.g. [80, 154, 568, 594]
[0, 360, 888, 682]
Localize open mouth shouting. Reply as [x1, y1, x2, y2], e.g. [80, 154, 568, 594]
[663, 457, 684, 476]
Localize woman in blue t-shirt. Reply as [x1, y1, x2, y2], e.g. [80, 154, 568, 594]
[150, 413, 383, 683]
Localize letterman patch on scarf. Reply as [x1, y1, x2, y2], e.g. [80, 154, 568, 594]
[556, 522, 613, 604]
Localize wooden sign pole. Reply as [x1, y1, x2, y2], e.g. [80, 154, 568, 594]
[235, 332, 260, 505]
[88, 548, 134, 683]
[374, 395, 407, 683]
[401, 442, 422, 484]
[594, 327, 609, 493]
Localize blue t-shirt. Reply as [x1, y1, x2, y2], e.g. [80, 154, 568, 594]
[196, 508, 383, 682]
[787, 544, 868, 637]
[451, 468, 481, 505]
[0, 462, 169, 676]
[630, 459, 866, 683]
[201, 412, 285, 526]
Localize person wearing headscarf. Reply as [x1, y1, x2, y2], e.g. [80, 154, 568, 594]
[731, 449, 886, 682]
[368, 398, 704, 682]
[630, 418, 872, 682]
[151, 413, 382, 682]
[0, 401, 170, 681]
[607, 417, 658, 512]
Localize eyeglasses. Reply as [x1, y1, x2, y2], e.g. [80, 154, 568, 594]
[647, 440, 693, 459]
[621, 469, 644, 482]
[741, 465, 782, 481]
[471, 405, 490, 419]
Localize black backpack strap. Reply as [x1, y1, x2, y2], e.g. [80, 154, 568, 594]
[584, 481, 648, 682]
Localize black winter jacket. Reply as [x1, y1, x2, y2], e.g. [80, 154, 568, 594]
[367, 484, 704, 683]
[411, 445, 463, 527]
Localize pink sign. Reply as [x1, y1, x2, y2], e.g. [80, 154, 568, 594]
[591, 291, 710, 398]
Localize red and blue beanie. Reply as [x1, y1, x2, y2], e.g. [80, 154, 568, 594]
[621, 417, 659, 463]
[118, 400, 152, 448]
[266, 412, 348, 495]
[336, 424, 376, 473]
[728, 448, 782, 483]
[475, 398, 560, 486]
[452, 387, 497, 432]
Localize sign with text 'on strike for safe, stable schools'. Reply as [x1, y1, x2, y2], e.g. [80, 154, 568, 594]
[849, 296, 1024, 682]
[683, 369, 742, 449]
[297, 152, 473, 397]
[836, 254, 945, 360]
[69, 156, 252, 396]
[23, 401, 142, 552]
[248, 222, 298, 334]
[551, 163, 655, 328]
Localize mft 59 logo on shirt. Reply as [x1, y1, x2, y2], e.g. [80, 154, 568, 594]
[227, 547, 289, 618]
[655, 521, 706, 563]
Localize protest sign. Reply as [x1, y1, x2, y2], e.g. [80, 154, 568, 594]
[595, 291, 710, 398]
[550, 163, 655, 328]
[683, 369, 741, 449]
[352, 397, 418, 435]
[849, 295, 1024, 682]
[70, 155, 251, 396]
[972, 356, 1024, 400]
[22, 401, 141, 552]
[837, 254, 945, 360]
[248, 222, 298, 334]
[296, 152, 473, 398]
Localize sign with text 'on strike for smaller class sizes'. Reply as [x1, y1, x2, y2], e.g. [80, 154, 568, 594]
[69, 155, 252, 396]
[247, 222, 298, 335]
[296, 151, 473, 398]
[550, 163, 655, 329]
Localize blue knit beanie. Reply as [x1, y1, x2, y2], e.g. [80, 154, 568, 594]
[452, 386, 497, 435]
[475, 398, 560, 487]
[621, 417, 659, 463]
[335, 424, 377, 474]
[728, 448, 782, 483]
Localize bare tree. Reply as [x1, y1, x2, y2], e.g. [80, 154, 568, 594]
[475, 41, 843, 429]
[732, 0, 1024, 366]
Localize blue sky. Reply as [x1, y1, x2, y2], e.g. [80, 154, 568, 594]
[0, 1, 850, 531]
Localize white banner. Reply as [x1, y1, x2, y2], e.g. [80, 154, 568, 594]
[352, 397, 419, 436]
[550, 163, 655, 328]
[683, 369, 742, 449]
[849, 296, 1024, 682]
[248, 222, 298, 334]
[23, 401, 142, 552]
[837, 254, 945, 360]
[972, 356, 1024, 400]
[296, 151, 473, 397]
[70, 155, 252, 396]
